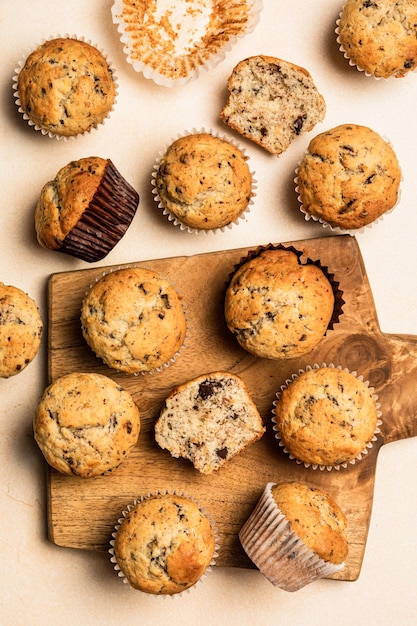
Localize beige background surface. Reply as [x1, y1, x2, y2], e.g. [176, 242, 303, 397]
[1, 1, 416, 624]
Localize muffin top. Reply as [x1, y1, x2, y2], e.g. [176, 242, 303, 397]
[220, 55, 326, 155]
[154, 133, 252, 230]
[35, 157, 108, 250]
[33, 372, 140, 477]
[337, 0, 417, 79]
[81, 267, 187, 373]
[273, 367, 379, 467]
[155, 371, 265, 474]
[271, 482, 348, 564]
[224, 248, 335, 360]
[113, 494, 216, 594]
[296, 124, 401, 229]
[0, 283, 43, 378]
[17, 38, 116, 136]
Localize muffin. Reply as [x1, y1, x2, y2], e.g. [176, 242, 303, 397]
[33, 372, 140, 477]
[224, 247, 338, 360]
[110, 493, 216, 594]
[111, 0, 263, 86]
[272, 365, 381, 469]
[296, 124, 401, 230]
[35, 156, 139, 263]
[155, 371, 265, 474]
[0, 282, 43, 378]
[337, 0, 417, 79]
[153, 132, 253, 231]
[81, 267, 187, 374]
[15, 37, 116, 137]
[220, 55, 326, 155]
[239, 482, 348, 592]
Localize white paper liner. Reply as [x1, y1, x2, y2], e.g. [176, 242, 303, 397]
[151, 127, 256, 234]
[81, 265, 188, 375]
[272, 363, 383, 471]
[239, 483, 345, 591]
[111, 0, 263, 87]
[13, 34, 118, 140]
[294, 136, 402, 235]
[109, 490, 219, 596]
[335, 10, 417, 80]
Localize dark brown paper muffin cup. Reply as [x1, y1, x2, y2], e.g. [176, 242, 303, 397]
[60, 159, 139, 263]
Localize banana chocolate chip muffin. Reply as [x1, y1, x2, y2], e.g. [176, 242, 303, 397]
[272, 365, 381, 468]
[337, 0, 417, 79]
[239, 482, 348, 591]
[81, 267, 187, 374]
[224, 248, 337, 360]
[153, 132, 253, 230]
[33, 372, 140, 477]
[16, 37, 116, 137]
[220, 55, 326, 155]
[0, 282, 43, 378]
[35, 156, 139, 262]
[296, 123, 401, 230]
[155, 371, 265, 474]
[110, 493, 216, 594]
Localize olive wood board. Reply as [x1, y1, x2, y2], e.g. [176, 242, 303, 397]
[46, 235, 417, 582]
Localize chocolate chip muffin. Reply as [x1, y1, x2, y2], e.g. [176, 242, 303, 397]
[16, 37, 116, 137]
[337, 0, 417, 79]
[272, 366, 380, 468]
[81, 267, 187, 374]
[153, 132, 253, 230]
[220, 55, 326, 155]
[296, 124, 401, 230]
[0, 282, 43, 378]
[224, 248, 336, 360]
[155, 371, 265, 474]
[111, 493, 216, 594]
[33, 372, 140, 477]
[239, 482, 348, 591]
[35, 156, 139, 262]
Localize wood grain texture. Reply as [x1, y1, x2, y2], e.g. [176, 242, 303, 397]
[46, 235, 417, 581]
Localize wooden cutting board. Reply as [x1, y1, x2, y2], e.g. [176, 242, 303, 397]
[46, 235, 417, 582]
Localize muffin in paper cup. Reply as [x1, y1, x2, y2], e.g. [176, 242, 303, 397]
[80, 266, 187, 375]
[109, 490, 218, 595]
[272, 363, 383, 471]
[13, 35, 117, 139]
[151, 129, 255, 233]
[294, 124, 402, 234]
[111, 0, 263, 87]
[35, 157, 139, 263]
[224, 244, 344, 360]
[239, 482, 348, 592]
[335, 1, 417, 80]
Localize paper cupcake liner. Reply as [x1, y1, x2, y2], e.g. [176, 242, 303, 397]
[151, 128, 256, 234]
[58, 160, 139, 263]
[109, 489, 219, 596]
[239, 483, 345, 591]
[225, 243, 344, 334]
[111, 0, 263, 87]
[82, 265, 188, 376]
[13, 34, 118, 140]
[335, 11, 417, 80]
[294, 145, 402, 235]
[272, 363, 383, 471]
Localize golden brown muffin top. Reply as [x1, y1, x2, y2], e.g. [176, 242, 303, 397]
[225, 249, 335, 359]
[297, 124, 401, 229]
[271, 482, 348, 564]
[35, 157, 108, 249]
[113, 494, 216, 594]
[337, 0, 417, 78]
[274, 367, 379, 466]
